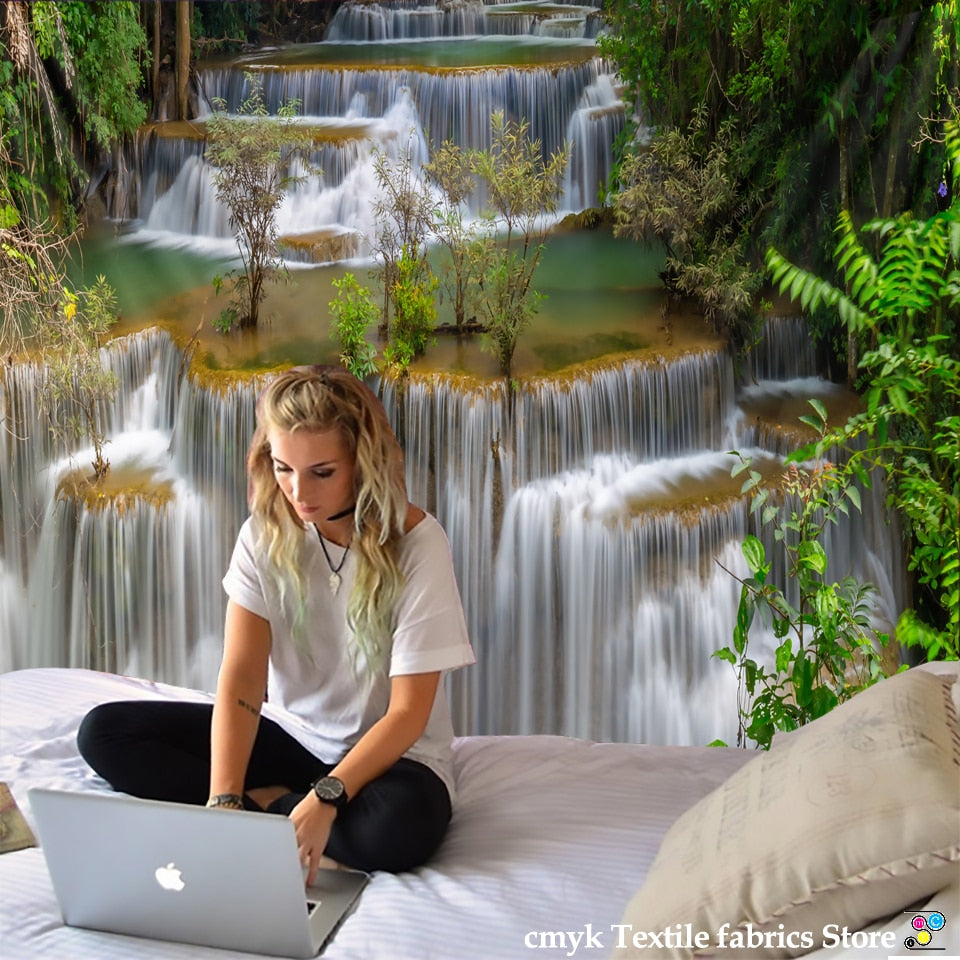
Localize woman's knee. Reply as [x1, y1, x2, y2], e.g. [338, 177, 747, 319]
[77, 701, 133, 768]
[333, 762, 452, 872]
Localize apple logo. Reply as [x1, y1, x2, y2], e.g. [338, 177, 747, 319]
[154, 862, 185, 892]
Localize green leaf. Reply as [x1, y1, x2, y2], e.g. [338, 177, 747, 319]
[742, 535, 766, 575]
[734, 599, 751, 655]
[0, 204, 20, 229]
[798, 540, 828, 575]
[809, 685, 839, 719]
[808, 397, 828, 425]
[775, 639, 793, 673]
[792, 657, 816, 708]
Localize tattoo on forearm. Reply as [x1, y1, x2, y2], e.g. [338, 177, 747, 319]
[237, 697, 261, 717]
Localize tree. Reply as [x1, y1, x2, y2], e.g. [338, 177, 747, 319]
[31, 1, 148, 155]
[612, 104, 763, 350]
[43, 276, 120, 481]
[176, 0, 190, 121]
[0, 3, 143, 480]
[370, 142, 435, 339]
[765, 117, 960, 660]
[600, 2, 957, 369]
[423, 139, 480, 333]
[329, 272, 379, 380]
[1, 2, 149, 229]
[205, 73, 313, 331]
[1, 132, 118, 480]
[715, 427, 889, 750]
[470, 111, 567, 380]
[1, 2, 79, 225]
[384, 244, 438, 376]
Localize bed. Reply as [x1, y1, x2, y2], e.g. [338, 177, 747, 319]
[1, 665, 957, 960]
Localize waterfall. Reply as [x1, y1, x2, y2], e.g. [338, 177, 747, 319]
[562, 73, 625, 210]
[1, 324, 908, 744]
[326, 1, 488, 40]
[2, 330, 224, 686]
[111, 1, 624, 229]
[490, 476, 752, 744]
[198, 60, 606, 164]
[324, 1, 604, 41]
[744, 315, 818, 381]
[6, 2, 910, 747]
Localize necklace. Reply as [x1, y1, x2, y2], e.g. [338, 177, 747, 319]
[315, 527, 350, 595]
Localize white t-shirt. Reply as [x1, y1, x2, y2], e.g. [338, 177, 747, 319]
[221, 512, 475, 799]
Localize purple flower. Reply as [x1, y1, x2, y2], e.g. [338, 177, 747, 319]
[938, 181, 948, 198]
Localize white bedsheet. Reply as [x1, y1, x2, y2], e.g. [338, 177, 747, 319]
[1, 668, 956, 960]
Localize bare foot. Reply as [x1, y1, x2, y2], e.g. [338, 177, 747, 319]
[247, 785, 291, 810]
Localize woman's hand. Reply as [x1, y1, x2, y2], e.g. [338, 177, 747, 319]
[289, 793, 338, 885]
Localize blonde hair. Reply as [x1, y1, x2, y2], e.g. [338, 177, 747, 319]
[247, 366, 408, 667]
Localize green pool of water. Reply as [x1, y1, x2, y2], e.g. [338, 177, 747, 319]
[232, 36, 597, 71]
[68, 225, 719, 381]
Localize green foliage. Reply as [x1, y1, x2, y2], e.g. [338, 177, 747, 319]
[715, 409, 891, 750]
[601, 1, 957, 363]
[386, 245, 438, 375]
[370, 143, 436, 339]
[0, 131, 69, 354]
[766, 118, 960, 661]
[32, 1, 148, 148]
[43, 275, 120, 480]
[329, 273, 379, 380]
[469, 111, 567, 380]
[192, 1, 261, 52]
[423, 140, 480, 332]
[0, 197, 119, 480]
[369, 112, 565, 379]
[612, 105, 763, 349]
[205, 73, 313, 330]
[1, 6, 78, 225]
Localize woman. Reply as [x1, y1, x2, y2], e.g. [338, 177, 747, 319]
[78, 366, 475, 880]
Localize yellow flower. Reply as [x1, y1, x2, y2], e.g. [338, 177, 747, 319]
[64, 301, 77, 321]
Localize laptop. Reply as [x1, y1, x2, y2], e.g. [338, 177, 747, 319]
[29, 787, 369, 958]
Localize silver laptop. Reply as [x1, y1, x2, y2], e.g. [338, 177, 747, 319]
[29, 787, 368, 958]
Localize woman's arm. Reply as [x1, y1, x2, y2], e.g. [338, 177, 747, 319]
[291, 670, 440, 880]
[209, 599, 272, 803]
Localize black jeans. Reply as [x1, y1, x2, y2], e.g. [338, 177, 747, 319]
[77, 700, 452, 873]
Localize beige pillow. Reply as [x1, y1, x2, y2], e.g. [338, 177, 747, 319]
[613, 665, 960, 959]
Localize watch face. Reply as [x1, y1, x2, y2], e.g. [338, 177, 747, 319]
[315, 777, 345, 802]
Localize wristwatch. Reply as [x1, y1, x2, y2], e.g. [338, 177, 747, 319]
[311, 775, 349, 811]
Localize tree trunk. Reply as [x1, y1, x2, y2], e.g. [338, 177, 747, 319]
[880, 104, 901, 221]
[152, 1, 161, 114]
[837, 117, 858, 386]
[175, 0, 190, 121]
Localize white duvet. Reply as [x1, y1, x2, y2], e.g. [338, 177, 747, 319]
[0, 668, 955, 960]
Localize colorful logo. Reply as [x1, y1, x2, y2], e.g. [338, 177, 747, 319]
[904, 910, 946, 951]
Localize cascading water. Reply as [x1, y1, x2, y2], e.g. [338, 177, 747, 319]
[112, 0, 622, 239]
[323, 0, 605, 42]
[2, 1, 909, 747]
[1, 316, 908, 745]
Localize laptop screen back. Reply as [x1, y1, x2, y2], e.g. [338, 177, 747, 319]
[30, 788, 367, 958]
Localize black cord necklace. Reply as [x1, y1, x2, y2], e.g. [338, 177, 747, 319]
[316, 526, 350, 595]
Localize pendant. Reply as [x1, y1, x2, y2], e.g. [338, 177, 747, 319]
[329, 572, 342, 595]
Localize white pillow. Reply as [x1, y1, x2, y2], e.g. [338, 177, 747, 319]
[613, 665, 960, 959]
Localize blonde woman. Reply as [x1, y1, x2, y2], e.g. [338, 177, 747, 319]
[78, 366, 475, 878]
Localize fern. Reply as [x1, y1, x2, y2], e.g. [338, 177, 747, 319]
[762, 117, 960, 662]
